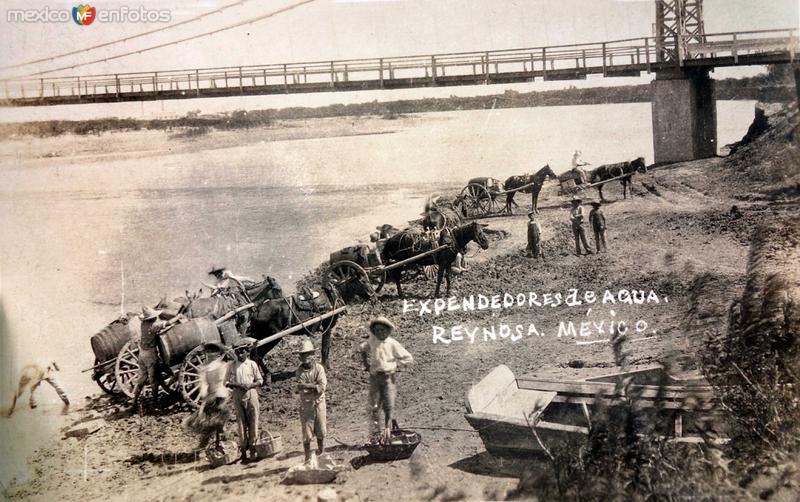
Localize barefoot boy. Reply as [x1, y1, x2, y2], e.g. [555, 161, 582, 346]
[359, 317, 413, 442]
[296, 338, 327, 462]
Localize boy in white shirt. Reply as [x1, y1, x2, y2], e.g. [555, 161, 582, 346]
[359, 317, 413, 442]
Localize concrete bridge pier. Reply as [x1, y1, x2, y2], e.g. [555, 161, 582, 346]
[650, 68, 717, 164]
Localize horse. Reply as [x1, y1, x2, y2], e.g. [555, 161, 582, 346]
[503, 164, 558, 214]
[249, 277, 343, 378]
[422, 198, 464, 231]
[381, 221, 490, 298]
[180, 277, 275, 335]
[589, 157, 647, 201]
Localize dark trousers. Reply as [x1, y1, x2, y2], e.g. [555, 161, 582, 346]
[572, 224, 591, 254]
[593, 228, 606, 252]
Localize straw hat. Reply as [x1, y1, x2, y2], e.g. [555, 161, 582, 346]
[233, 337, 256, 350]
[295, 338, 315, 355]
[208, 265, 227, 276]
[570, 196, 582, 204]
[142, 306, 161, 320]
[369, 316, 396, 334]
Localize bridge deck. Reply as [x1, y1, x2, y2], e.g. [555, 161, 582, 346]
[1, 28, 796, 107]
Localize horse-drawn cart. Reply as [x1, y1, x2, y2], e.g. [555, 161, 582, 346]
[458, 166, 557, 218]
[327, 243, 449, 299]
[84, 288, 346, 408]
[458, 177, 505, 218]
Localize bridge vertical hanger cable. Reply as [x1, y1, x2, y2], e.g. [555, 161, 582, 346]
[0, 0, 252, 71]
[13, 0, 321, 78]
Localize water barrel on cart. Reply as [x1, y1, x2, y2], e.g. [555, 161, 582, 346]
[90, 316, 141, 363]
[158, 317, 222, 367]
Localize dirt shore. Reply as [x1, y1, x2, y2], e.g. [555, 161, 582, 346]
[4, 141, 797, 502]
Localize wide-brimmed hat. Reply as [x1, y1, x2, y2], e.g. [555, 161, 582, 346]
[295, 338, 315, 355]
[142, 306, 161, 320]
[208, 265, 227, 276]
[369, 316, 396, 334]
[233, 337, 256, 350]
[589, 201, 602, 207]
[570, 196, 582, 204]
[527, 211, 536, 218]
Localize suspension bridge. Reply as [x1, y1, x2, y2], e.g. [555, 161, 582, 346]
[0, 1, 797, 164]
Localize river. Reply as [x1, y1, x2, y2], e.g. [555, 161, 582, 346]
[0, 101, 755, 483]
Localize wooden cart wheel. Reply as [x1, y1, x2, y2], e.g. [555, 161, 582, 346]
[115, 340, 140, 398]
[328, 260, 381, 298]
[93, 359, 119, 395]
[460, 183, 494, 218]
[422, 265, 439, 280]
[179, 344, 232, 408]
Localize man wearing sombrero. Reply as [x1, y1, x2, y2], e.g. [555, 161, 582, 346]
[130, 306, 166, 413]
[359, 317, 413, 442]
[207, 266, 255, 290]
[569, 196, 593, 256]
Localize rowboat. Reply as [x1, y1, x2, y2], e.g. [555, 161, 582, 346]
[464, 365, 724, 458]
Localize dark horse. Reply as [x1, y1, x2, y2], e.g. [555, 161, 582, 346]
[382, 221, 490, 298]
[180, 277, 280, 335]
[249, 277, 343, 378]
[589, 157, 647, 201]
[422, 197, 464, 231]
[503, 164, 558, 214]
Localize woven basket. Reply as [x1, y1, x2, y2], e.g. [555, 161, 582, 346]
[254, 431, 283, 458]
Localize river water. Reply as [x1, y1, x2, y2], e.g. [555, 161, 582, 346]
[0, 101, 754, 482]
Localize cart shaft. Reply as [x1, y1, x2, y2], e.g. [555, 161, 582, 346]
[254, 305, 348, 348]
[380, 245, 449, 273]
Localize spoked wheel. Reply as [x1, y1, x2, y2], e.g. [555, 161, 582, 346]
[115, 341, 140, 398]
[115, 341, 178, 400]
[460, 183, 495, 218]
[179, 344, 233, 409]
[422, 265, 439, 280]
[328, 260, 384, 298]
[93, 359, 119, 395]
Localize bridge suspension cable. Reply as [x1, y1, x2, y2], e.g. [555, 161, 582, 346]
[0, 0, 254, 72]
[14, 0, 320, 78]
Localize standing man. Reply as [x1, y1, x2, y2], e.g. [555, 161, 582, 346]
[295, 338, 327, 463]
[226, 337, 262, 463]
[570, 197, 594, 256]
[359, 317, 413, 442]
[5, 362, 69, 416]
[526, 211, 544, 259]
[130, 306, 166, 413]
[589, 201, 607, 253]
[571, 150, 590, 184]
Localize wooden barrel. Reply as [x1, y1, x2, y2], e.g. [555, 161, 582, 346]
[90, 317, 140, 363]
[158, 318, 221, 367]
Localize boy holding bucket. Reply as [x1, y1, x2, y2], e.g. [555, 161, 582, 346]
[359, 317, 414, 442]
[295, 338, 327, 462]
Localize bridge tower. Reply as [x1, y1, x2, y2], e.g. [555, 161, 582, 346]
[651, 0, 717, 164]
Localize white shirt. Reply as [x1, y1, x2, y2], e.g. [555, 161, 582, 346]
[359, 336, 413, 375]
[571, 152, 584, 168]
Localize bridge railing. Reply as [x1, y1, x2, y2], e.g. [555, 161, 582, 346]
[683, 27, 798, 63]
[0, 29, 796, 103]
